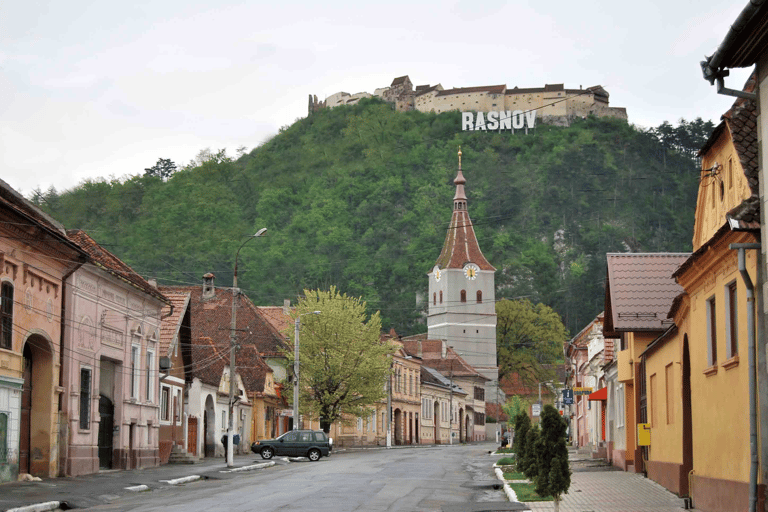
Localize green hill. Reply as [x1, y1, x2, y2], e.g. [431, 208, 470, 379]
[34, 98, 707, 335]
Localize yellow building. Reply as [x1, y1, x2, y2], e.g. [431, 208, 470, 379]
[641, 75, 764, 511]
[0, 181, 87, 481]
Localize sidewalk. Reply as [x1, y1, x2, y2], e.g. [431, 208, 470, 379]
[0, 453, 267, 512]
[519, 451, 687, 512]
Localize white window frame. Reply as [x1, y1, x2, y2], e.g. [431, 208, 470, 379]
[146, 347, 155, 402]
[616, 383, 624, 428]
[357, 417, 362, 431]
[131, 343, 141, 399]
[160, 385, 171, 423]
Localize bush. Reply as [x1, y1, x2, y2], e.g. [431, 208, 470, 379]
[496, 457, 515, 466]
[533, 405, 571, 511]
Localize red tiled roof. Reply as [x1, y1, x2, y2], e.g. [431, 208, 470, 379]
[436, 84, 506, 97]
[258, 306, 292, 338]
[160, 283, 282, 392]
[159, 291, 190, 356]
[604, 253, 689, 336]
[67, 229, 169, 305]
[401, 339, 488, 380]
[435, 168, 495, 271]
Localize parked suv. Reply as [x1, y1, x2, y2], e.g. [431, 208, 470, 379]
[251, 430, 332, 461]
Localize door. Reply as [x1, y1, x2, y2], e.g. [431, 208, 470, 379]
[187, 417, 198, 456]
[19, 345, 32, 474]
[98, 395, 114, 469]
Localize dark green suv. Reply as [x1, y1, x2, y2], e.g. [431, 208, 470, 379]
[251, 430, 332, 461]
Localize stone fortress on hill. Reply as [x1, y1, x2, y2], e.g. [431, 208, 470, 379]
[309, 75, 628, 126]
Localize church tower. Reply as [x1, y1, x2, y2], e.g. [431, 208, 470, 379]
[427, 149, 499, 401]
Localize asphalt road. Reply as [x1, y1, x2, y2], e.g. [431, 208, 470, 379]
[84, 444, 506, 512]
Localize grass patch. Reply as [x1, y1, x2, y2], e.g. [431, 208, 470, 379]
[509, 482, 553, 502]
[496, 457, 515, 466]
[502, 471, 526, 481]
[495, 447, 515, 454]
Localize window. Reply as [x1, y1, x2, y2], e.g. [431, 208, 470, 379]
[439, 291, 443, 304]
[146, 348, 155, 401]
[131, 345, 140, 398]
[707, 296, 717, 366]
[221, 410, 226, 431]
[1, 282, 12, 350]
[0, 412, 6, 462]
[476, 290, 482, 303]
[649, 373, 657, 427]
[616, 384, 624, 428]
[474, 386, 485, 401]
[300, 431, 312, 442]
[370, 411, 374, 432]
[357, 417, 363, 431]
[161, 386, 171, 421]
[728, 158, 733, 189]
[409, 374, 413, 395]
[726, 282, 738, 358]
[433, 292, 436, 306]
[665, 363, 674, 425]
[382, 412, 386, 431]
[79, 368, 91, 430]
[475, 412, 485, 425]
[460, 290, 466, 303]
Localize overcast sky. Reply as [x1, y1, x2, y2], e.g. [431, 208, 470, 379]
[1, 0, 755, 197]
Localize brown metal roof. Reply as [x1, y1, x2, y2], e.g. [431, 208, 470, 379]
[604, 253, 689, 336]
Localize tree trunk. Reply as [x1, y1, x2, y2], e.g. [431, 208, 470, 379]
[554, 495, 560, 512]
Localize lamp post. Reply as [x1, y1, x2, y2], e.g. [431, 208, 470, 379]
[228, 228, 267, 467]
[293, 311, 321, 430]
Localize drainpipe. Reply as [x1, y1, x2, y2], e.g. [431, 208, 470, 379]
[730, 242, 760, 512]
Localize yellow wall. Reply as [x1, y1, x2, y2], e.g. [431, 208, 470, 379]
[693, 133, 752, 250]
[677, 230, 757, 484]
[644, 329, 685, 465]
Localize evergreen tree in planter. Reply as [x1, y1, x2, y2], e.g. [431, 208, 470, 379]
[533, 404, 571, 511]
[513, 411, 531, 470]
[521, 425, 540, 480]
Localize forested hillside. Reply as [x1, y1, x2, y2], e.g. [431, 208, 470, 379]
[34, 98, 710, 335]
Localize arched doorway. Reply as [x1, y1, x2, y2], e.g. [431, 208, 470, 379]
[98, 395, 114, 469]
[393, 409, 403, 445]
[433, 401, 440, 444]
[465, 415, 470, 442]
[681, 336, 693, 496]
[204, 395, 216, 457]
[458, 407, 464, 443]
[20, 335, 55, 477]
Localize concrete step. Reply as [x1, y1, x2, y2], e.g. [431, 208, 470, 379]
[167, 445, 199, 464]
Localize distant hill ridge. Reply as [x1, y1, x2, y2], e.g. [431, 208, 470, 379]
[309, 74, 627, 126]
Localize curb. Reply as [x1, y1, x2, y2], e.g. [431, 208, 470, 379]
[160, 475, 202, 486]
[493, 465, 519, 503]
[5, 502, 62, 512]
[220, 462, 275, 473]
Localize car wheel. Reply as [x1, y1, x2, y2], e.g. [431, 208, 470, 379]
[307, 449, 321, 461]
[261, 447, 274, 460]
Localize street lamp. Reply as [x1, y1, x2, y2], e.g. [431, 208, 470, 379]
[228, 228, 267, 467]
[293, 310, 321, 430]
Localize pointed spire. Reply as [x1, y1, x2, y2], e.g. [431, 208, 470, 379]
[454, 147, 467, 209]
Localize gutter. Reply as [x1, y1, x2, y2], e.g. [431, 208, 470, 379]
[730, 242, 760, 512]
[700, 0, 764, 100]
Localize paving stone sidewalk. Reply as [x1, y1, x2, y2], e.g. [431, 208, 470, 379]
[521, 452, 687, 512]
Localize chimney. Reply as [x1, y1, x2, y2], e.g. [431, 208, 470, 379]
[283, 299, 291, 316]
[148, 279, 158, 289]
[417, 339, 423, 358]
[202, 273, 215, 299]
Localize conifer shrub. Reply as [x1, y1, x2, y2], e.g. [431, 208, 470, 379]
[513, 411, 531, 472]
[533, 404, 571, 511]
[521, 425, 540, 480]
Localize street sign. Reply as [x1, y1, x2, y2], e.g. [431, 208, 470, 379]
[573, 387, 593, 396]
[532, 403, 541, 417]
[562, 389, 574, 405]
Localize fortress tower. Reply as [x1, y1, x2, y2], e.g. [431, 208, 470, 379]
[427, 150, 500, 402]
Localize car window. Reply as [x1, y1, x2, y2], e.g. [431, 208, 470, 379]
[299, 432, 312, 442]
[282, 432, 298, 442]
[313, 432, 327, 442]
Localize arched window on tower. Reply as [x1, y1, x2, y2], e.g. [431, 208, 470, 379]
[477, 290, 482, 303]
[460, 290, 466, 303]
[433, 292, 436, 305]
[439, 291, 443, 304]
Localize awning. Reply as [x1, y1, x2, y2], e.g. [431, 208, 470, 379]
[588, 387, 607, 401]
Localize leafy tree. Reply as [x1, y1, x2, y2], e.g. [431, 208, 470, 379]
[533, 404, 571, 511]
[496, 299, 568, 384]
[503, 395, 529, 429]
[144, 158, 177, 181]
[287, 287, 396, 428]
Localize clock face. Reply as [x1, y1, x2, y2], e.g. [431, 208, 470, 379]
[464, 264, 479, 280]
[433, 266, 441, 282]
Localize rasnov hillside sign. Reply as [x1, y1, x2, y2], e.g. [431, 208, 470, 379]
[462, 110, 536, 132]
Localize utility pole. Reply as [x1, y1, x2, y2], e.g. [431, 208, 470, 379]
[448, 360, 454, 446]
[228, 228, 267, 468]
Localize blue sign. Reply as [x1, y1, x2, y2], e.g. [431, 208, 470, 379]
[562, 389, 574, 405]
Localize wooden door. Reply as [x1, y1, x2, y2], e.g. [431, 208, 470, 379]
[98, 395, 113, 469]
[187, 417, 198, 456]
